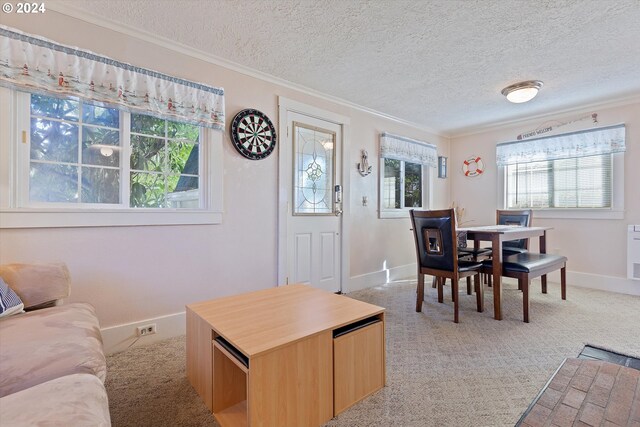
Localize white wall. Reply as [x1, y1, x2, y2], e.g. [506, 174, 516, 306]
[450, 101, 640, 294]
[0, 11, 449, 347]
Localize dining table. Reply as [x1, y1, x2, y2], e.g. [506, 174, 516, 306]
[459, 225, 553, 320]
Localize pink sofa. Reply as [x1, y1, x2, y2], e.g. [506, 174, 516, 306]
[0, 263, 110, 426]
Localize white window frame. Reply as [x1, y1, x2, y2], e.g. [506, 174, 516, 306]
[0, 87, 223, 228]
[378, 156, 433, 219]
[497, 152, 624, 220]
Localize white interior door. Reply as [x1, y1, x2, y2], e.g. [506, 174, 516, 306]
[284, 111, 342, 292]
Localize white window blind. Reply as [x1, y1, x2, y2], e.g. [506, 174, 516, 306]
[506, 154, 612, 209]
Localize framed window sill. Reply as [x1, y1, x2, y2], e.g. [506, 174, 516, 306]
[0, 209, 223, 228]
[531, 208, 624, 220]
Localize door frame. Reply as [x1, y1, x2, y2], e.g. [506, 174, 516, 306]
[277, 97, 351, 292]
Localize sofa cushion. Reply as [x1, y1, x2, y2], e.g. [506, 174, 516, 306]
[0, 263, 70, 309]
[0, 277, 24, 318]
[0, 302, 106, 397]
[0, 373, 111, 426]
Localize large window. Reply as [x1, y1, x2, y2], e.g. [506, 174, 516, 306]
[0, 89, 223, 227]
[498, 124, 625, 219]
[506, 154, 612, 209]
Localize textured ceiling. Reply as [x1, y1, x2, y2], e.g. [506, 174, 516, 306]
[56, 0, 640, 135]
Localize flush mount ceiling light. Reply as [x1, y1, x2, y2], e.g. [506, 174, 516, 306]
[501, 80, 544, 103]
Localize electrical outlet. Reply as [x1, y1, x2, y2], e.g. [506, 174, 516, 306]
[136, 323, 157, 337]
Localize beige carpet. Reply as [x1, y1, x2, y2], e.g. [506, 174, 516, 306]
[105, 279, 640, 427]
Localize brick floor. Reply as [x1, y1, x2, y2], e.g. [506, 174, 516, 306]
[521, 358, 640, 427]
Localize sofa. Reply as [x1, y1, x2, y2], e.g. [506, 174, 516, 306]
[0, 263, 111, 426]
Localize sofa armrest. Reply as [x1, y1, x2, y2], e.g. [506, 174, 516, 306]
[0, 263, 70, 309]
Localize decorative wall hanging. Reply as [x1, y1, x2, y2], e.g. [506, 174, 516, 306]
[497, 124, 625, 166]
[357, 150, 373, 176]
[379, 132, 437, 167]
[516, 112, 598, 140]
[0, 25, 225, 130]
[438, 156, 448, 179]
[230, 109, 277, 160]
[462, 156, 484, 177]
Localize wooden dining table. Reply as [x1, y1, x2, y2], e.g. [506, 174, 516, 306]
[459, 225, 552, 320]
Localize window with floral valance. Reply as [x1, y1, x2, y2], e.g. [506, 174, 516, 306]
[379, 132, 437, 218]
[496, 125, 626, 216]
[0, 25, 226, 228]
[0, 25, 225, 129]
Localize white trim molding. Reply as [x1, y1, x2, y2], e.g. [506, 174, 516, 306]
[100, 311, 185, 355]
[544, 269, 640, 296]
[451, 94, 640, 138]
[348, 263, 416, 293]
[44, 2, 443, 137]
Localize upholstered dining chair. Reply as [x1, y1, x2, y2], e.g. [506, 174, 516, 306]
[459, 209, 533, 259]
[461, 209, 534, 289]
[410, 209, 483, 323]
[497, 209, 533, 255]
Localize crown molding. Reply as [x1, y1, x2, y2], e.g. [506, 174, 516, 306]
[450, 93, 640, 139]
[45, 2, 446, 139]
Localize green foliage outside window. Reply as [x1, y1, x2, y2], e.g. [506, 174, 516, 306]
[129, 114, 199, 208]
[28, 94, 200, 208]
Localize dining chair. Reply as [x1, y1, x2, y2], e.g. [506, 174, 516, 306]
[467, 209, 534, 288]
[497, 209, 533, 255]
[481, 253, 567, 322]
[410, 209, 483, 323]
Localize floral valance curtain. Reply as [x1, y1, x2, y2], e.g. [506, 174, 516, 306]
[380, 132, 438, 167]
[0, 26, 225, 130]
[496, 124, 626, 166]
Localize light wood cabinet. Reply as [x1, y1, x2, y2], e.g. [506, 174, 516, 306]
[186, 284, 385, 427]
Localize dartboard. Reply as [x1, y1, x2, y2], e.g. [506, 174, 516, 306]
[230, 109, 277, 160]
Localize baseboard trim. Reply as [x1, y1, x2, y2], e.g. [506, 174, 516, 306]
[348, 263, 416, 293]
[347, 264, 639, 296]
[101, 311, 185, 355]
[100, 269, 637, 355]
[544, 270, 640, 296]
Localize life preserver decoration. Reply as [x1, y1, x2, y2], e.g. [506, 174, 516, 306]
[462, 156, 484, 177]
[230, 109, 277, 160]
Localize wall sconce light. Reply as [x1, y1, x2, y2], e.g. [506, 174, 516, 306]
[438, 156, 447, 179]
[357, 150, 372, 177]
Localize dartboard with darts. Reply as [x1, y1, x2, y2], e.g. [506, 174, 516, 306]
[230, 109, 277, 160]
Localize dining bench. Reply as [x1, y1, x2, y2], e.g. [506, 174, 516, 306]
[481, 252, 567, 322]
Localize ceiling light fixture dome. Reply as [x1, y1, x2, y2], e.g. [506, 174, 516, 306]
[501, 80, 543, 103]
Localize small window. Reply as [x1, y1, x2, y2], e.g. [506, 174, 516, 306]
[380, 157, 430, 218]
[382, 158, 423, 210]
[378, 132, 436, 219]
[0, 89, 223, 228]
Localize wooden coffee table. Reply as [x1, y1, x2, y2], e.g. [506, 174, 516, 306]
[186, 284, 386, 427]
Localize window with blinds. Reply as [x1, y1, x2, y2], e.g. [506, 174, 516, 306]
[498, 124, 625, 213]
[506, 154, 612, 209]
